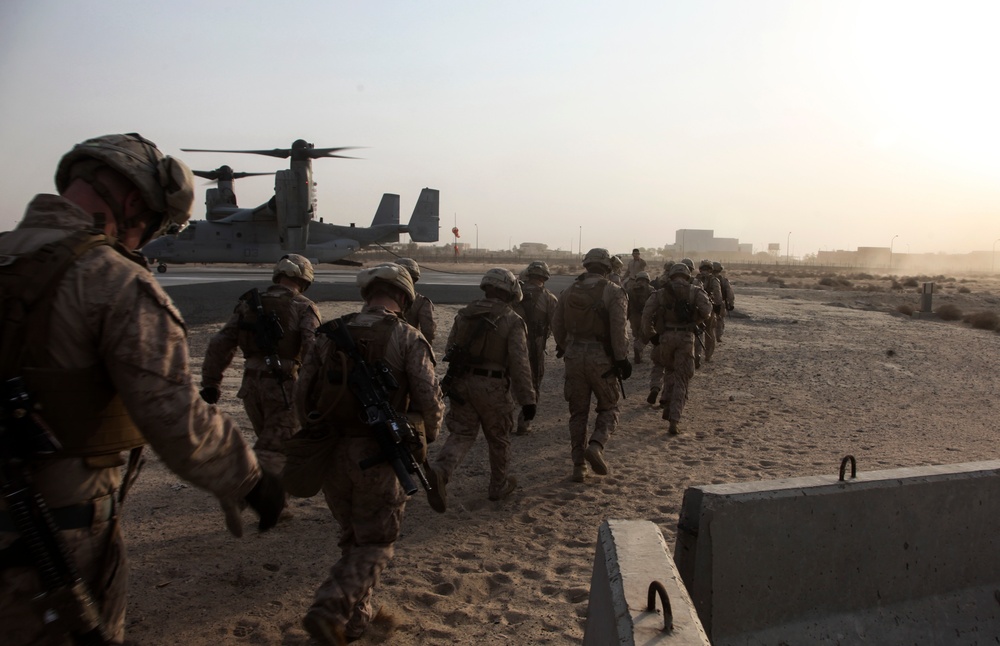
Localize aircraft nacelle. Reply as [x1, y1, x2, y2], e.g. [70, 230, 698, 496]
[275, 168, 310, 250]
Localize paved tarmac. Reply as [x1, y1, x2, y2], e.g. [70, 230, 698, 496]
[158, 266, 577, 324]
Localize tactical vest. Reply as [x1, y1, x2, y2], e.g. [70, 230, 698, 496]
[452, 300, 510, 367]
[310, 313, 405, 435]
[655, 282, 696, 330]
[627, 283, 653, 318]
[0, 229, 144, 456]
[698, 273, 721, 304]
[562, 277, 609, 341]
[237, 288, 303, 361]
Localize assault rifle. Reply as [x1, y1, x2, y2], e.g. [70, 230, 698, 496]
[0, 377, 110, 645]
[323, 318, 429, 496]
[246, 289, 290, 409]
[694, 324, 706, 369]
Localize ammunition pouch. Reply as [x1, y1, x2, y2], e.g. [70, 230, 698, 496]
[22, 364, 143, 456]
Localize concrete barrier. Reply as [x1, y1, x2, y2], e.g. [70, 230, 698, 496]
[583, 519, 709, 645]
[674, 460, 1000, 644]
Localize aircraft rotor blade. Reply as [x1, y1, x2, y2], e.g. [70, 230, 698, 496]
[192, 167, 275, 181]
[307, 146, 363, 159]
[182, 147, 293, 159]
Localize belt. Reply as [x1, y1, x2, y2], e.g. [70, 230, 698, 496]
[0, 496, 116, 533]
[469, 368, 506, 379]
[661, 325, 694, 332]
[570, 341, 605, 349]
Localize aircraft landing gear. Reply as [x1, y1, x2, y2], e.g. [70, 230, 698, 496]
[157, 263, 167, 273]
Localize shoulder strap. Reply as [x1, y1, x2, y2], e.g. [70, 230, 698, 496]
[0, 230, 112, 375]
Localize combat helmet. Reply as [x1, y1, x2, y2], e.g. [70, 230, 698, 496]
[610, 255, 624, 271]
[357, 263, 415, 307]
[699, 259, 714, 272]
[480, 267, 523, 302]
[55, 133, 194, 242]
[635, 271, 650, 282]
[681, 258, 695, 271]
[395, 257, 421, 282]
[712, 261, 724, 273]
[582, 248, 612, 271]
[525, 260, 551, 280]
[273, 254, 314, 290]
[669, 263, 692, 280]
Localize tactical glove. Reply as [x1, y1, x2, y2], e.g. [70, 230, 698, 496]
[521, 404, 537, 421]
[555, 346, 565, 359]
[614, 359, 633, 380]
[200, 386, 220, 404]
[245, 470, 286, 532]
[727, 303, 734, 312]
[713, 304, 722, 315]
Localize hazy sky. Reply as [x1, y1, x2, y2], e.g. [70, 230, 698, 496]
[1, 0, 997, 257]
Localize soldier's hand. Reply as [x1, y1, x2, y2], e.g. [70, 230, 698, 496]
[521, 404, 537, 421]
[713, 304, 722, 314]
[245, 470, 285, 532]
[555, 346, 565, 359]
[727, 303, 734, 312]
[614, 358, 633, 380]
[200, 386, 220, 404]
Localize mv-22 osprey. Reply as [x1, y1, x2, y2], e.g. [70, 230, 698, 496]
[141, 139, 439, 272]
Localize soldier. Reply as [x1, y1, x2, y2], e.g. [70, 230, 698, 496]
[296, 263, 443, 644]
[713, 261, 736, 341]
[201, 254, 321, 485]
[693, 259, 723, 363]
[552, 248, 631, 483]
[627, 271, 654, 364]
[426, 268, 535, 510]
[651, 261, 675, 289]
[608, 253, 625, 285]
[395, 257, 436, 344]
[512, 261, 558, 435]
[0, 134, 283, 645]
[622, 248, 648, 288]
[641, 263, 712, 435]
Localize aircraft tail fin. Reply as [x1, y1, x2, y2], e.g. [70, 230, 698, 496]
[372, 194, 400, 226]
[405, 188, 439, 242]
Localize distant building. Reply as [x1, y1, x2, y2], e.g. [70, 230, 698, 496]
[519, 242, 549, 256]
[666, 229, 752, 257]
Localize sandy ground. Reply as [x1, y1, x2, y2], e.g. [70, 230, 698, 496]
[120, 269, 1000, 644]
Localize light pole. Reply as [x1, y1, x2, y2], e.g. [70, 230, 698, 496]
[889, 234, 898, 271]
[579, 226, 582, 260]
[786, 231, 791, 264]
[993, 238, 1000, 273]
[475, 224, 479, 255]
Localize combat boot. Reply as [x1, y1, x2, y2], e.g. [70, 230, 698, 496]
[303, 610, 347, 646]
[572, 464, 586, 483]
[584, 442, 609, 476]
[489, 476, 518, 501]
[425, 465, 447, 513]
[668, 420, 680, 435]
[646, 388, 659, 405]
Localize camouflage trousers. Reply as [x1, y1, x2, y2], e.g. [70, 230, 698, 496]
[702, 314, 717, 362]
[435, 375, 516, 498]
[652, 331, 696, 423]
[0, 496, 128, 645]
[309, 438, 407, 637]
[562, 344, 621, 466]
[517, 336, 546, 433]
[629, 315, 647, 359]
[716, 308, 727, 340]
[239, 372, 299, 475]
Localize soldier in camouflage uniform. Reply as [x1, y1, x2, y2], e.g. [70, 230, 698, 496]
[651, 261, 675, 289]
[713, 261, 735, 341]
[395, 257, 436, 344]
[641, 264, 712, 435]
[552, 248, 631, 483]
[0, 134, 282, 645]
[608, 253, 625, 286]
[426, 269, 536, 511]
[627, 271, 654, 364]
[693, 259, 723, 363]
[298, 264, 444, 645]
[201, 254, 321, 479]
[512, 261, 558, 435]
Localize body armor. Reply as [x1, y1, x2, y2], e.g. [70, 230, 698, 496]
[562, 277, 609, 341]
[452, 300, 510, 368]
[236, 288, 303, 361]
